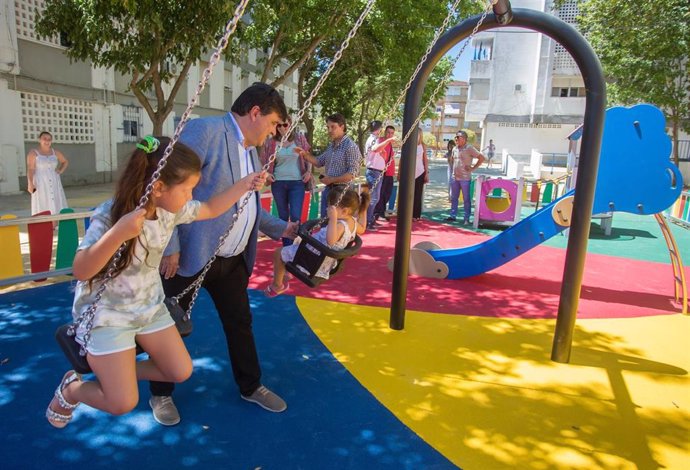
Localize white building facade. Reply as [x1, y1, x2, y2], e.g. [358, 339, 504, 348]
[465, 0, 584, 160]
[0, 0, 299, 195]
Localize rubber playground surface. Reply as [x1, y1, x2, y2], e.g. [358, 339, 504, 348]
[1, 212, 689, 469]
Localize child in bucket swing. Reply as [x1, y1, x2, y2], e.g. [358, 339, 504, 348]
[46, 136, 266, 428]
[265, 187, 370, 297]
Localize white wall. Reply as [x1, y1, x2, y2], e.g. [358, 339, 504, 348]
[0, 2, 19, 75]
[0, 79, 24, 194]
[488, 28, 541, 117]
[542, 96, 586, 116]
[484, 121, 578, 156]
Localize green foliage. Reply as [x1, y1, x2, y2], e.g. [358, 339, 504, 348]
[460, 128, 476, 144]
[576, 0, 689, 162]
[422, 131, 437, 149]
[302, 0, 480, 150]
[35, 0, 484, 143]
[35, 1, 238, 132]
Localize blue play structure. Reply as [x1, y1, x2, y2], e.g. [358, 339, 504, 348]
[417, 104, 683, 279]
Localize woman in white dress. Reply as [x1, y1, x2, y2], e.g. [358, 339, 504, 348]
[27, 131, 69, 215]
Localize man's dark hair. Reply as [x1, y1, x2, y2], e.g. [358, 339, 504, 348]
[369, 120, 382, 132]
[231, 82, 287, 121]
[326, 113, 347, 132]
[385, 125, 395, 132]
[456, 130, 468, 139]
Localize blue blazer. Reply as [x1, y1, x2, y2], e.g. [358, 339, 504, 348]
[165, 113, 286, 277]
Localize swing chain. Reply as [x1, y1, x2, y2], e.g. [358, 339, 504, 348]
[170, 0, 377, 313]
[361, 0, 472, 204]
[400, 1, 493, 147]
[69, 0, 251, 353]
[381, 0, 465, 130]
[258, 0, 377, 178]
[335, 0, 495, 218]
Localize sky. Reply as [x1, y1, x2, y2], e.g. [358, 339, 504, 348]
[449, 41, 473, 82]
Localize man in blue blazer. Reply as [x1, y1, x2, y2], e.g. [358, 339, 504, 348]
[150, 83, 292, 426]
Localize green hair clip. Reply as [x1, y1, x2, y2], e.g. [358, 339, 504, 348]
[136, 135, 160, 154]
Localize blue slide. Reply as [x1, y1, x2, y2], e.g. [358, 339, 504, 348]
[423, 104, 683, 279]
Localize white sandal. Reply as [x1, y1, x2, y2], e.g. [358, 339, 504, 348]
[46, 370, 81, 428]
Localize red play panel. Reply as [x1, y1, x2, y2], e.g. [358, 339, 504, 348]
[250, 219, 686, 319]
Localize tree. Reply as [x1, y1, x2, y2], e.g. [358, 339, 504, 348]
[36, 1, 239, 134]
[231, 0, 360, 89]
[575, 0, 690, 166]
[301, 0, 479, 151]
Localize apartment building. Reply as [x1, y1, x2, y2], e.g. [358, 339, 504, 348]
[465, 0, 584, 158]
[423, 80, 469, 149]
[0, 0, 300, 195]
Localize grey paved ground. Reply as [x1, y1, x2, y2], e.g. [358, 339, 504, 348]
[0, 154, 503, 217]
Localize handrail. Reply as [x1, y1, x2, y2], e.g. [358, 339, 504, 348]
[654, 213, 688, 315]
[0, 210, 95, 226]
[0, 210, 94, 288]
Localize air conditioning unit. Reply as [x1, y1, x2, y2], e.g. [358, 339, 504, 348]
[164, 61, 179, 75]
[514, 84, 523, 92]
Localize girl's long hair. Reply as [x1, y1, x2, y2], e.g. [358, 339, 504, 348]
[328, 188, 371, 214]
[94, 137, 201, 282]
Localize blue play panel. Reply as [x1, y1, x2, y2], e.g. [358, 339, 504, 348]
[0, 282, 455, 469]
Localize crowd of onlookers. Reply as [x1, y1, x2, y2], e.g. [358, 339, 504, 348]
[259, 115, 490, 229]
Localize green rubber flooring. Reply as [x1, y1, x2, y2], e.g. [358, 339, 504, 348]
[424, 208, 690, 265]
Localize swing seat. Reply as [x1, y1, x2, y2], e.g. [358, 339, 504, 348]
[55, 297, 192, 375]
[285, 218, 362, 288]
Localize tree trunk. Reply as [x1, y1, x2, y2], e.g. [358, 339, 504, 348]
[298, 61, 314, 145]
[152, 119, 164, 136]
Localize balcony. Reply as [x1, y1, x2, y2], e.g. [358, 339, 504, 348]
[470, 60, 492, 80]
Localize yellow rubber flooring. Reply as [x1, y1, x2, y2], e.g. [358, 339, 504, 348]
[298, 297, 690, 469]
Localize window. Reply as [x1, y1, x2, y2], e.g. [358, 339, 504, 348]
[551, 87, 585, 98]
[21, 92, 94, 143]
[122, 105, 142, 142]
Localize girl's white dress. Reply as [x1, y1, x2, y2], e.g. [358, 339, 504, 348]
[281, 217, 358, 279]
[30, 150, 68, 215]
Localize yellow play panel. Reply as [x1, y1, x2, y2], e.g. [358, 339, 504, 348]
[297, 297, 690, 469]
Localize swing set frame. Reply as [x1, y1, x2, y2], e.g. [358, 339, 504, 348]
[392, 0, 607, 364]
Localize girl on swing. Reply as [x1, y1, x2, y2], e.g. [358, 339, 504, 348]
[46, 136, 266, 428]
[265, 187, 370, 296]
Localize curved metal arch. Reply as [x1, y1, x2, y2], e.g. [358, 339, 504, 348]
[391, 6, 606, 363]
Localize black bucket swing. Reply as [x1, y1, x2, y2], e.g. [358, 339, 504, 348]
[284, 218, 363, 288]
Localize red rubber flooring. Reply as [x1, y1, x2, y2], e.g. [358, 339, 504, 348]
[250, 218, 686, 319]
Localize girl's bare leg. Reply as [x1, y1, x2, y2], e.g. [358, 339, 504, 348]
[272, 247, 286, 289]
[52, 326, 191, 418]
[135, 325, 192, 384]
[55, 349, 139, 416]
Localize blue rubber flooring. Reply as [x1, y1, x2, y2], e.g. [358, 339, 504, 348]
[0, 282, 456, 469]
